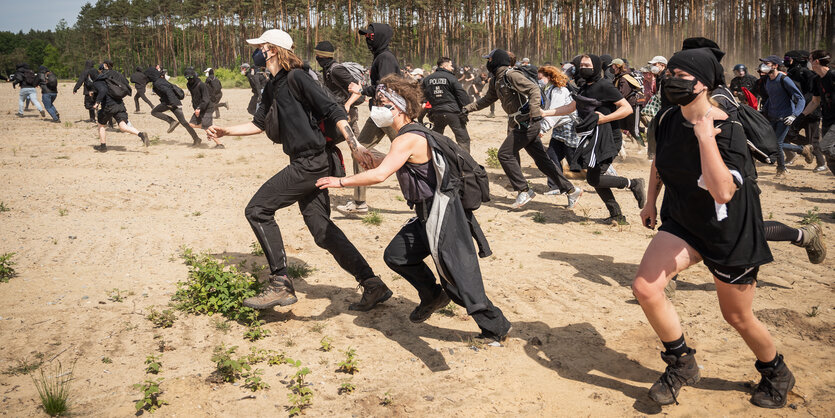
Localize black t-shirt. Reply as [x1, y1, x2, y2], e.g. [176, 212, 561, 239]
[579, 79, 625, 148]
[813, 68, 835, 125]
[655, 108, 772, 269]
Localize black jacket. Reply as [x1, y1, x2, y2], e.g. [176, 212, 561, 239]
[421, 68, 471, 113]
[93, 70, 125, 108]
[206, 75, 223, 102]
[145, 67, 182, 106]
[186, 77, 211, 113]
[321, 60, 358, 104]
[360, 23, 399, 100]
[246, 69, 262, 94]
[38, 66, 58, 94]
[12, 64, 37, 89]
[253, 68, 347, 158]
[73, 60, 97, 93]
[130, 67, 150, 90]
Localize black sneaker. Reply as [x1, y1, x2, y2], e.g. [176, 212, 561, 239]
[40, 110, 46, 117]
[139, 132, 150, 147]
[630, 178, 646, 209]
[409, 290, 451, 323]
[167, 120, 179, 133]
[242, 275, 298, 309]
[751, 355, 795, 409]
[191, 138, 203, 147]
[604, 215, 628, 226]
[348, 276, 392, 311]
[648, 348, 700, 405]
[93, 144, 107, 152]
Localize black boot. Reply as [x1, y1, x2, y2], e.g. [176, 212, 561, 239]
[348, 276, 392, 311]
[409, 288, 451, 323]
[648, 348, 700, 405]
[751, 354, 795, 409]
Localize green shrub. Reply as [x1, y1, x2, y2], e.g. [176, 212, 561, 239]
[133, 378, 167, 413]
[213, 67, 249, 89]
[485, 148, 501, 169]
[32, 361, 73, 416]
[211, 345, 251, 383]
[0, 252, 17, 283]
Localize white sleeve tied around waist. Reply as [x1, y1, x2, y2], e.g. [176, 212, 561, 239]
[697, 170, 742, 221]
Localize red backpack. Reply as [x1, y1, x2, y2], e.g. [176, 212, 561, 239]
[741, 87, 758, 109]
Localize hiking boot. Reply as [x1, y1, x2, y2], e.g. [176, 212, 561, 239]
[336, 200, 369, 215]
[167, 120, 179, 133]
[751, 355, 795, 409]
[39, 110, 46, 117]
[801, 145, 815, 164]
[242, 275, 297, 309]
[567, 187, 583, 209]
[784, 151, 798, 165]
[630, 178, 646, 209]
[795, 223, 826, 264]
[191, 137, 202, 147]
[348, 276, 392, 311]
[648, 348, 701, 405]
[139, 132, 150, 147]
[813, 165, 827, 173]
[775, 168, 788, 178]
[93, 144, 107, 153]
[510, 189, 535, 210]
[409, 290, 451, 323]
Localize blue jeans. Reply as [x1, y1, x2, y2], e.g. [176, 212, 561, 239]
[771, 119, 803, 169]
[18, 88, 43, 114]
[41, 93, 59, 121]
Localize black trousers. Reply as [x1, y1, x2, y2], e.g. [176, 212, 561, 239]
[84, 92, 96, 120]
[785, 115, 825, 166]
[586, 157, 629, 217]
[151, 103, 200, 141]
[383, 217, 510, 337]
[545, 139, 577, 190]
[430, 111, 471, 152]
[133, 87, 154, 112]
[247, 92, 260, 115]
[499, 121, 574, 193]
[245, 152, 375, 281]
[820, 123, 835, 176]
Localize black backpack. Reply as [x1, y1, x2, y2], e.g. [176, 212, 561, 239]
[711, 87, 779, 164]
[22, 69, 36, 86]
[264, 69, 347, 146]
[400, 123, 490, 211]
[104, 72, 132, 100]
[171, 84, 185, 100]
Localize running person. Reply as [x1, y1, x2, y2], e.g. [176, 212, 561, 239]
[314, 41, 364, 135]
[808, 49, 835, 175]
[316, 75, 512, 342]
[538, 65, 582, 206]
[73, 60, 98, 122]
[38, 65, 60, 123]
[204, 68, 228, 118]
[146, 66, 203, 146]
[92, 61, 150, 152]
[206, 29, 391, 312]
[130, 66, 154, 112]
[633, 47, 794, 408]
[184, 67, 223, 148]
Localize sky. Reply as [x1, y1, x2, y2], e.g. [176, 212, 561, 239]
[0, 0, 88, 33]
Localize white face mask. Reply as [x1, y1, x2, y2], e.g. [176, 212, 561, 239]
[370, 105, 396, 127]
[759, 63, 771, 73]
[650, 66, 661, 75]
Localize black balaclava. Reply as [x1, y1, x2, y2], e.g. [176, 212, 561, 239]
[486, 49, 512, 75]
[572, 54, 603, 84]
[144, 66, 161, 81]
[184, 67, 198, 88]
[84, 60, 93, 69]
[314, 41, 335, 70]
[135, 66, 143, 72]
[362, 23, 393, 56]
[206, 68, 215, 78]
[667, 47, 724, 91]
[600, 54, 613, 69]
[784, 50, 810, 68]
[681, 37, 725, 85]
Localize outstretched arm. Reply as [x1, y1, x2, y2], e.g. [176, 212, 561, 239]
[317, 134, 418, 188]
[206, 122, 262, 139]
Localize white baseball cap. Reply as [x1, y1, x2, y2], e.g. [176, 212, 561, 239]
[648, 55, 668, 65]
[246, 29, 293, 51]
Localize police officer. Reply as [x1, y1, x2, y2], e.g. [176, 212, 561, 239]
[421, 57, 472, 151]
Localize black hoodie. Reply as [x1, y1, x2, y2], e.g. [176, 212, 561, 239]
[145, 67, 182, 106]
[73, 60, 98, 93]
[205, 69, 223, 102]
[38, 65, 58, 94]
[130, 66, 150, 90]
[184, 68, 211, 113]
[359, 23, 399, 99]
[13, 63, 36, 89]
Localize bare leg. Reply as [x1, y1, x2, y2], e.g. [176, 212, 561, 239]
[118, 121, 140, 136]
[714, 279, 777, 362]
[97, 125, 107, 144]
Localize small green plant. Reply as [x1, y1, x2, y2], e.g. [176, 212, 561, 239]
[212, 317, 231, 333]
[146, 308, 176, 328]
[532, 212, 546, 223]
[337, 347, 359, 374]
[145, 355, 162, 374]
[592, 230, 602, 235]
[465, 336, 486, 350]
[55, 156, 69, 160]
[243, 369, 270, 391]
[211, 345, 251, 383]
[485, 147, 501, 169]
[244, 320, 270, 341]
[807, 306, 820, 317]
[286, 361, 313, 416]
[338, 380, 355, 395]
[196, 153, 205, 159]
[800, 206, 821, 225]
[191, 211, 202, 217]
[149, 135, 161, 146]
[63, 121, 73, 128]
[267, 351, 287, 366]
[133, 378, 167, 413]
[437, 302, 458, 317]
[310, 322, 326, 333]
[287, 263, 314, 279]
[361, 210, 383, 226]
[107, 288, 134, 302]
[58, 208, 68, 216]
[250, 241, 264, 256]
[0, 202, 9, 212]
[32, 360, 73, 417]
[3, 352, 44, 376]
[319, 337, 333, 352]
[101, 357, 112, 364]
[381, 391, 394, 406]
[0, 252, 17, 283]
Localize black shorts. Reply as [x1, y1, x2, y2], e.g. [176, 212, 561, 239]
[84, 92, 96, 109]
[189, 110, 213, 129]
[705, 263, 759, 285]
[97, 106, 128, 125]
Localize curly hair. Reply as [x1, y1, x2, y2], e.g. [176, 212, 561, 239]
[378, 74, 424, 120]
[538, 65, 569, 88]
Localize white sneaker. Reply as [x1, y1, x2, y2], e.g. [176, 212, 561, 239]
[544, 189, 562, 196]
[510, 189, 535, 210]
[813, 165, 827, 173]
[336, 200, 369, 214]
[567, 187, 583, 209]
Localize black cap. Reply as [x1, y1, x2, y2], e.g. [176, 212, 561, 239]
[759, 55, 782, 66]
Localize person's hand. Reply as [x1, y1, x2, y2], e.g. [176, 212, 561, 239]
[206, 125, 228, 139]
[348, 82, 361, 95]
[316, 176, 343, 189]
[640, 204, 657, 230]
[694, 110, 721, 141]
[353, 146, 374, 170]
[783, 115, 796, 126]
[73, 90, 77, 95]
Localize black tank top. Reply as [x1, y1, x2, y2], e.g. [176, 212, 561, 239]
[395, 131, 437, 204]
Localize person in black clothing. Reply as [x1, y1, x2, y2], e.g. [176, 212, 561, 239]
[422, 57, 472, 151]
[38, 65, 60, 122]
[314, 41, 364, 135]
[544, 54, 645, 223]
[634, 47, 794, 409]
[472, 71, 495, 117]
[808, 49, 835, 175]
[92, 61, 149, 152]
[146, 66, 203, 146]
[241, 63, 261, 115]
[184, 67, 224, 148]
[782, 50, 826, 169]
[339, 23, 401, 215]
[206, 29, 391, 312]
[316, 75, 512, 343]
[203, 68, 228, 118]
[130, 66, 154, 113]
[729, 64, 758, 104]
[73, 60, 99, 122]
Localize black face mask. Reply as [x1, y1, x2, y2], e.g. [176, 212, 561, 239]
[315, 56, 332, 70]
[663, 77, 700, 106]
[577, 67, 596, 81]
[252, 49, 267, 68]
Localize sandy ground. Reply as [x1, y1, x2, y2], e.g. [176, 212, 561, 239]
[0, 82, 832, 417]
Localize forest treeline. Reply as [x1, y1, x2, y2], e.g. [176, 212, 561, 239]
[1, 0, 833, 79]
